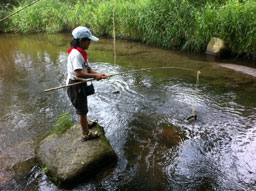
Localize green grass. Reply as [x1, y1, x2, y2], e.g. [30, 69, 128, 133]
[1, 0, 256, 59]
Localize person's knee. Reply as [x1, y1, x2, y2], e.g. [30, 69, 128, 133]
[78, 113, 87, 118]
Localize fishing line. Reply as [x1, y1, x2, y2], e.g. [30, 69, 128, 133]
[44, 66, 201, 120]
[187, 70, 200, 121]
[44, 66, 199, 92]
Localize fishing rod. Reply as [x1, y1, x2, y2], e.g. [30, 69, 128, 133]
[44, 66, 198, 93]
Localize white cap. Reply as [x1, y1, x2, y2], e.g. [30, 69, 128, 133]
[72, 26, 99, 41]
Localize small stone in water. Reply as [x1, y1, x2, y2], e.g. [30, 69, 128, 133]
[113, 91, 120, 94]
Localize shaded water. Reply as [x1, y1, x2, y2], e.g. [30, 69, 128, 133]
[0, 33, 256, 191]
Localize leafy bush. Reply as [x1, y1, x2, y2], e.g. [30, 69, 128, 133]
[7, 0, 69, 33]
[187, 0, 256, 57]
[143, 0, 196, 49]
[218, 0, 256, 57]
[4, 0, 256, 58]
[51, 112, 74, 134]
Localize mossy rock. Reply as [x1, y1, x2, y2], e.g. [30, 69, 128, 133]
[36, 123, 117, 187]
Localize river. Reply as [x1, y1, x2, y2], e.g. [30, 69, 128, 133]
[0, 33, 255, 191]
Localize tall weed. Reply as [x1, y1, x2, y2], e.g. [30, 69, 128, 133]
[218, 0, 256, 57]
[188, 0, 256, 57]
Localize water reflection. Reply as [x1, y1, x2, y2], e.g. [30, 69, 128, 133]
[0, 34, 255, 191]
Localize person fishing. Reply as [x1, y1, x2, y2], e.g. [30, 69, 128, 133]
[67, 26, 108, 141]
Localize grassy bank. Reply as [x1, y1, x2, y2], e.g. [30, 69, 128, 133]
[1, 0, 256, 59]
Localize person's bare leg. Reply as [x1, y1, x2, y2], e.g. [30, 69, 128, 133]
[79, 114, 89, 136]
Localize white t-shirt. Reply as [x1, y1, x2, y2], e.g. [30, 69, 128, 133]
[66, 49, 89, 85]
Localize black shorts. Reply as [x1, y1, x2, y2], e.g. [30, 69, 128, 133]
[67, 80, 88, 115]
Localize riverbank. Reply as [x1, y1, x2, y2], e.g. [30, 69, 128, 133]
[0, 0, 255, 60]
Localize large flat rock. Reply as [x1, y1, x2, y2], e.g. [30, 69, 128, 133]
[36, 124, 117, 187]
[220, 63, 256, 77]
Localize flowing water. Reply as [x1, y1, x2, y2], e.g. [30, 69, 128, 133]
[0, 33, 256, 191]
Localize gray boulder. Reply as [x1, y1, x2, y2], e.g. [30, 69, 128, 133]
[36, 123, 117, 187]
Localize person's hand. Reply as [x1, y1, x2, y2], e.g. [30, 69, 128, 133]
[94, 74, 102, 81]
[101, 73, 108, 79]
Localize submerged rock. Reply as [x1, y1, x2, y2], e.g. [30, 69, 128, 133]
[36, 124, 117, 187]
[154, 125, 187, 147]
[0, 141, 36, 186]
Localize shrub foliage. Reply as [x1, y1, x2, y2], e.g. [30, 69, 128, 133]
[1, 0, 255, 58]
[51, 112, 74, 134]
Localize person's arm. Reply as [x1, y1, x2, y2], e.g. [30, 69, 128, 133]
[72, 52, 107, 80]
[88, 67, 108, 79]
[88, 67, 98, 74]
[75, 69, 103, 80]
